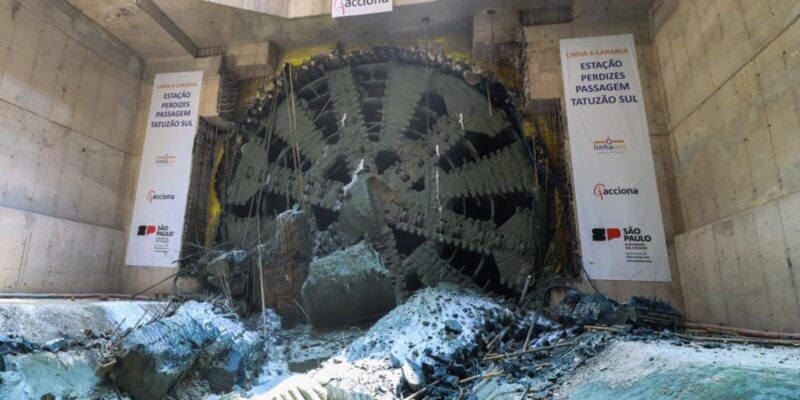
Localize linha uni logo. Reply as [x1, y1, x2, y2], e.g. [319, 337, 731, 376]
[593, 137, 625, 153]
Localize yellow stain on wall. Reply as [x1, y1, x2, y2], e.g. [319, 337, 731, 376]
[493, 64, 519, 93]
[528, 114, 563, 169]
[204, 139, 226, 247]
[281, 42, 340, 66]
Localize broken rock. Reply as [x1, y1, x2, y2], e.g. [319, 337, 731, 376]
[617, 296, 684, 330]
[552, 291, 617, 326]
[42, 338, 67, 353]
[206, 249, 248, 279]
[444, 319, 463, 335]
[285, 326, 364, 373]
[109, 301, 265, 400]
[401, 360, 425, 391]
[205, 330, 263, 393]
[311, 284, 507, 399]
[262, 207, 314, 324]
[302, 241, 395, 327]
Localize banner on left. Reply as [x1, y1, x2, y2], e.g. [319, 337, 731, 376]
[125, 71, 203, 267]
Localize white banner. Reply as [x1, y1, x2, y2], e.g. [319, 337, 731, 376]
[560, 34, 670, 281]
[125, 71, 203, 267]
[332, 0, 392, 18]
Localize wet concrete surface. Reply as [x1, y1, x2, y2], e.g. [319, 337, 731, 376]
[0, 350, 101, 399]
[0, 298, 165, 400]
[0, 299, 166, 343]
[554, 340, 800, 400]
[109, 301, 266, 399]
[571, 365, 800, 400]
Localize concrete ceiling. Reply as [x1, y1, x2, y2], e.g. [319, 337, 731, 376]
[573, 0, 654, 19]
[67, 0, 188, 58]
[152, 0, 568, 49]
[65, 0, 654, 61]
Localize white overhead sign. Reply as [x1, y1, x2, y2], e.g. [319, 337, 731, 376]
[332, 0, 392, 18]
[125, 71, 203, 267]
[560, 34, 671, 281]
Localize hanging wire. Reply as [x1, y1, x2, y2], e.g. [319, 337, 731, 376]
[488, 9, 497, 79]
[256, 207, 268, 335]
[242, 88, 281, 334]
[486, 9, 496, 117]
[285, 64, 307, 208]
[421, 17, 443, 241]
[422, 17, 431, 136]
[240, 90, 279, 247]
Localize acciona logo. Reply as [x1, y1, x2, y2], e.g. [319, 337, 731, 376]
[332, 0, 392, 17]
[338, 0, 390, 5]
[146, 190, 175, 204]
[593, 183, 639, 200]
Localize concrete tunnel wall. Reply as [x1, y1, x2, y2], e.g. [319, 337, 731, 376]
[0, 0, 144, 293]
[0, 0, 266, 296]
[652, 0, 800, 332]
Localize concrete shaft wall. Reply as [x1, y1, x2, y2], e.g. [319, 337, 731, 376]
[0, 0, 143, 293]
[521, 14, 684, 311]
[654, 0, 800, 331]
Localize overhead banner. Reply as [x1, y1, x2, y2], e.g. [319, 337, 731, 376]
[560, 34, 670, 281]
[125, 71, 203, 267]
[332, 0, 392, 18]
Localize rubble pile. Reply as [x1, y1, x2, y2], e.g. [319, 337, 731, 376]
[238, 323, 365, 398]
[284, 326, 365, 373]
[551, 291, 617, 326]
[0, 330, 112, 360]
[617, 296, 685, 330]
[310, 284, 510, 399]
[412, 292, 686, 399]
[0, 349, 104, 400]
[193, 208, 403, 330]
[7, 280, 800, 400]
[202, 249, 249, 301]
[263, 207, 314, 323]
[0, 300, 167, 399]
[187, 207, 315, 323]
[0, 334, 38, 356]
[228, 282, 692, 400]
[253, 289, 681, 400]
[406, 291, 689, 399]
[104, 301, 267, 399]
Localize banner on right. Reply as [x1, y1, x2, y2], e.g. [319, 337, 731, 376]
[560, 34, 671, 281]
